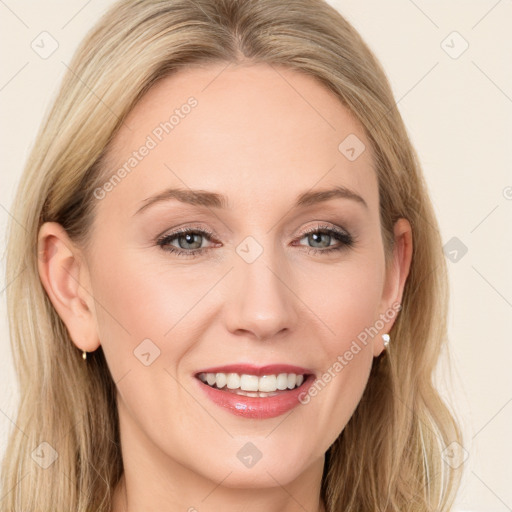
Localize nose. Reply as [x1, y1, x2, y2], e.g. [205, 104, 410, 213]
[223, 253, 299, 341]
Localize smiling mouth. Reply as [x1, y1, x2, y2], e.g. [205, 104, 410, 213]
[196, 372, 308, 398]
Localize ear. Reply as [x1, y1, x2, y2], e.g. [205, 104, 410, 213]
[373, 217, 413, 357]
[37, 222, 100, 354]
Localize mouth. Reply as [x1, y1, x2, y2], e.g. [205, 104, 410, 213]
[196, 371, 307, 398]
[193, 364, 315, 418]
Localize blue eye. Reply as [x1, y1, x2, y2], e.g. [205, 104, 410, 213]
[295, 224, 354, 255]
[156, 227, 217, 258]
[156, 223, 354, 258]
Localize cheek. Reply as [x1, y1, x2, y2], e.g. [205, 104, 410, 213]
[295, 254, 384, 443]
[88, 239, 231, 406]
[87, 248, 208, 450]
[306, 252, 385, 351]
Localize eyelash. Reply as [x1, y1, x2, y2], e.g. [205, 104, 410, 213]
[156, 223, 355, 259]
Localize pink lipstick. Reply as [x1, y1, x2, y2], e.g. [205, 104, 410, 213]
[194, 363, 315, 419]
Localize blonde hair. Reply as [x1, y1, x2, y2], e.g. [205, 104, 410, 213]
[1, 0, 463, 510]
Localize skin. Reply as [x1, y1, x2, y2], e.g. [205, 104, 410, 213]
[37, 62, 412, 512]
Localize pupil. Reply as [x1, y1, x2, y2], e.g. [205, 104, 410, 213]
[310, 232, 330, 248]
[179, 233, 201, 249]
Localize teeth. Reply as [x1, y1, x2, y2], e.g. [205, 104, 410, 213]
[240, 374, 259, 391]
[215, 373, 227, 388]
[226, 373, 240, 389]
[198, 372, 306, 392]
[276, 373, 289, 390]
[259, 375, 277, 392]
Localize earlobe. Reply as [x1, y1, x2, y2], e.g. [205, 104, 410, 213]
[37, 222, 100, 354]
[374, 218, 413, 357]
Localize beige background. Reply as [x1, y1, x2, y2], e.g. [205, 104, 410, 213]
[1, 1, 511, 510]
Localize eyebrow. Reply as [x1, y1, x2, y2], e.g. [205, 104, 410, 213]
[134, 184, 368, 216]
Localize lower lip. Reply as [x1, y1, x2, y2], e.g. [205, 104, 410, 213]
[195, 375, 315, 419]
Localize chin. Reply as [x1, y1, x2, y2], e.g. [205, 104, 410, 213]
[208, 466, 304, 489]
[191, 449, 314, 489]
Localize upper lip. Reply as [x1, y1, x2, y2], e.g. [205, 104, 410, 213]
[195, 363, 315, 378]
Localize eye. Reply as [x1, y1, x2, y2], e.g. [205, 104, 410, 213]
[156, 227, 217, 258]
[156, 223, 355, 259]
[294, 223, 354, 255]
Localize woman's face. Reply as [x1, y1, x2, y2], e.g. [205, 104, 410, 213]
[41, 62, 411, 494]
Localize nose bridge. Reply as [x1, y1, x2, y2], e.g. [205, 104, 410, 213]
[224, 237, 298, 340]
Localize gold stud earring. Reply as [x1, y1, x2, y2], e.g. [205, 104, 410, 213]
[382, 333, 390, 348]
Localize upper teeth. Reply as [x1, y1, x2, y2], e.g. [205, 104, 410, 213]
[198, 372, 305, 392]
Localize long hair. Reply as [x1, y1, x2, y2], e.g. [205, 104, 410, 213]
[1, 0, 462, 510]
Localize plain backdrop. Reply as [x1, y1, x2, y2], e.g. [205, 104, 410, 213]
[0, 1, 511, 510]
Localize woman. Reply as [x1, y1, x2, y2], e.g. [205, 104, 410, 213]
[0, 0, 463, 510]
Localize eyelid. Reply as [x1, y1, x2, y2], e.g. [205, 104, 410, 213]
[155, 221, 355, 257]
[298, 222, 350, 238]
[156, 221, 350, 241]
[292, 222, 354, 250]
[155, 223, 216, 242]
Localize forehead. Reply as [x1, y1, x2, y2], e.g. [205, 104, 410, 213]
[100, 62, 377, 216]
